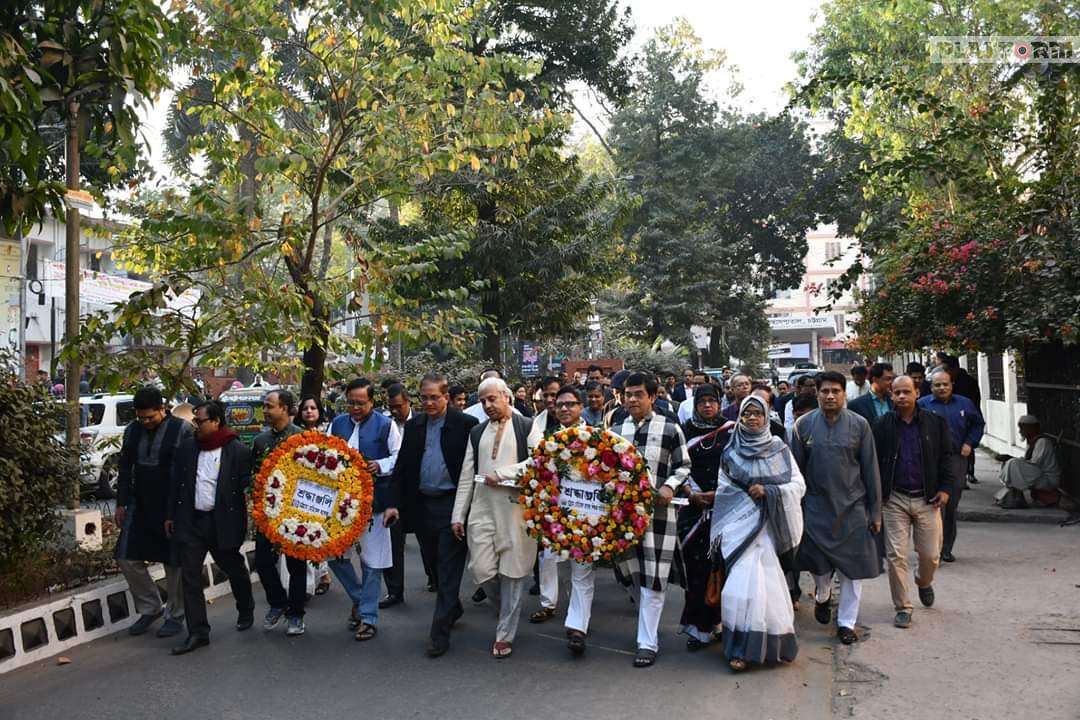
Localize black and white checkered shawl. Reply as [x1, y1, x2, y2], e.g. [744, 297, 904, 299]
[612, 412, 691, 591]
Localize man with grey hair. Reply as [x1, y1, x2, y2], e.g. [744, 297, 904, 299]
[451, 376, 535, 658]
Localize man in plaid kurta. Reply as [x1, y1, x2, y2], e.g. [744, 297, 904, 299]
[611, 372, 691, 664]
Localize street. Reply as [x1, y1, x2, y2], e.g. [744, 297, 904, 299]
[2, 520, 1078, 720]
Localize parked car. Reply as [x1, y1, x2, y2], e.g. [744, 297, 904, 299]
[74, 393, 136, 499]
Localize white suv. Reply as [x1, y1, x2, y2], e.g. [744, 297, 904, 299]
[78, 393, 136, 499]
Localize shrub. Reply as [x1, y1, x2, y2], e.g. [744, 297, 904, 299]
[0, 354, 81, 572]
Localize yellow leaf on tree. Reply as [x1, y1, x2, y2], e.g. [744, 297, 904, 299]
[469, 155, 481, 172]
[446, 103, 456, 118]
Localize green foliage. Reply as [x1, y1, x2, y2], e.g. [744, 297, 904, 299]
[0, 352, 80, 572]
[607, 21, 821, 364]
[798, 0, 1080, 353]
[0, 0, 175, 233]
[78, 0, 556, 398]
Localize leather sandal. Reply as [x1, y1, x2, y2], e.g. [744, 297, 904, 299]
[633, 648, 657, 668]
[354, 623, 377, 641]
[492, 641, 513, 658]
[729, 658, 748, 672]
[529, 606, 556, 623]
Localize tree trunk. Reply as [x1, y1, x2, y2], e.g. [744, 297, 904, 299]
[707, 325, 724, 367]
[300, 298, 330, 399]
[481, 288, 500, 362]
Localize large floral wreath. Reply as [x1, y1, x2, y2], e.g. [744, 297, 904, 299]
[251, 431, 374, 562]
[519, 426, 653, 564]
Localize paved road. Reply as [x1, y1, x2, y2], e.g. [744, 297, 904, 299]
[5, 520, 1077, 719]
[0, 542, 832, 720]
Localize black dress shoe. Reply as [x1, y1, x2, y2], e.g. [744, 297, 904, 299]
[940, 551, 956, 563]
[471, 588, 487, 603]
[837, 627, 858, 644]
[379, 593, 404, 609]
[171, 636, 210, 655]
[426, 638, 449, 657]
[814, 599, 832, 625]
[236, 615, 254, 631]
[918, 584, 935, 607]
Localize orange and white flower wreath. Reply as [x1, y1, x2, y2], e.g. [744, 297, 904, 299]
[252, 431, 374, 562]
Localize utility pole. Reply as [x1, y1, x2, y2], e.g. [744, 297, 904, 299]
[64, 99, 81, 509]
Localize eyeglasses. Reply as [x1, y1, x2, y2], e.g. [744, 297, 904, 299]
[554, 401, 580, 409]
[345, 400, 369, 408]
[740, 410, 765, 419]
[419, 394, 444, 404]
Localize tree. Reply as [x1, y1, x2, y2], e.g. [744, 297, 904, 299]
[77, 0, 554, 398]
[796, 0, 1080, 354]
[0, 0, 174, 233]
[607, 20, 821, 366]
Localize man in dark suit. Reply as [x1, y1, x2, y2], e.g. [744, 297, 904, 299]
[389, 373, 478, 657]
[166, 401, 256, 655]
[847, 362, 896, 427]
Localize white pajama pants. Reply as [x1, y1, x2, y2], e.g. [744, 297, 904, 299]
[813, 571, 862, 630]
[539, 552, 561, 610]
[636, 587, 667, 652]
[564, 562, 596, 633]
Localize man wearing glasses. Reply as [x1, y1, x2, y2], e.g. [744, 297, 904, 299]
[250, 390, 307, 636]
[115, 386, 193, 640]
[390, 373, 478, 657]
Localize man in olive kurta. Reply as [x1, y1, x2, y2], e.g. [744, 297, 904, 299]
[790, 371, 882, 645]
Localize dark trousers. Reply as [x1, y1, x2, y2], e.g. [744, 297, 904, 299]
[418, 492, 467, 643]
[384, 520, 436, 597]
[177, 511, 254, 639]
[254, 531, 307, 618]
[943, 479, 963, 554]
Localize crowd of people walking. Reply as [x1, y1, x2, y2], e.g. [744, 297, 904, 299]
[111, 354, 1036, 672]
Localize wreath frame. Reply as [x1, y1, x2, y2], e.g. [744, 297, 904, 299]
[518, 425, 654, 565]
[251, 431, 374, 562]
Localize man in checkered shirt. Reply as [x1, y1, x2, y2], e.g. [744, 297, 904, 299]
[611, 371, 691, 667]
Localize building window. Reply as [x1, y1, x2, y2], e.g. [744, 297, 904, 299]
[824, 241, 842, 261]
[986, 353, 1005, 401]
[90, 252, 101, 272]
[26, 243, 38, 281]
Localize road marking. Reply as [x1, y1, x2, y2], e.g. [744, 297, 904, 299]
[533, 631, 636, 656]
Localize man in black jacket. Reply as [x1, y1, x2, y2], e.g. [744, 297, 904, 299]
[166, 401, 256, 655]
[848, 362, 895, 427]
[872, 376, 957, 630]
[389, 373, 478, 657]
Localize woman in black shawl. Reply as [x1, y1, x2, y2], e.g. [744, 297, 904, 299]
[677, 384, 734, 651]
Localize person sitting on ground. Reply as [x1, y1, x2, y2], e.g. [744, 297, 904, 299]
[996, 415, 1061, 509]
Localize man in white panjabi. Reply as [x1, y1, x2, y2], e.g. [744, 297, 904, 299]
[452, 378, 535, 658]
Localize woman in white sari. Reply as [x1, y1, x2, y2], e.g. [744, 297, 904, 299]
[709, 395, 805, 672]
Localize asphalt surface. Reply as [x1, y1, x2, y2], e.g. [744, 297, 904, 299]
[7, 520, 1076, 719]
[0, 541, 832, 720]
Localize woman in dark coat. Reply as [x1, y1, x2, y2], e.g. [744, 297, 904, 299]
[678, 384, 734, 651]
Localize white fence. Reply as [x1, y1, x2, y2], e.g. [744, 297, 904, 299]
[0, 540, 256, 675]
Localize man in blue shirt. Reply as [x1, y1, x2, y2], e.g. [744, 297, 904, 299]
[918, 370, 985, 562]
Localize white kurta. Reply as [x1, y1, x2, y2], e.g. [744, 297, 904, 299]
[452, 419, 535, 583]
[348, 420, 401, 570]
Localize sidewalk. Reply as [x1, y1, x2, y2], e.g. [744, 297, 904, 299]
[956, 449, 1074, 525]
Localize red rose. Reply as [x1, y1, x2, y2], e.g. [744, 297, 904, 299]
[267, 495, 276, 506]
[315, 455, 325, 468]
[271, 478, 280, 488]
[326, 457, 338, 470]
[306, 450, 317, 462]
[296, 525, 307, 537]
[601, 451, 618, 468]
[312, 530, 321, 538]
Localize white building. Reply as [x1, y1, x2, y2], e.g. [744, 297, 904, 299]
[766, 224, 867, 371]
[2, 214, 140, 381]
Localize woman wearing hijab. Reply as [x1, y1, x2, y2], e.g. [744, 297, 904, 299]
[710, 395, 805, 672]
[678, 384, 735, 650]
